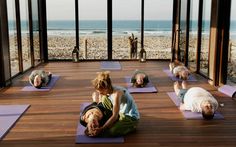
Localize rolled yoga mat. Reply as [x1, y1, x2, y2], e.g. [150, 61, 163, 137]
[218, 85, 236, 98]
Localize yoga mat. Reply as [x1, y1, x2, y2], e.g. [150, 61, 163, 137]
[75, 103, 124, 144]
[125, 76, 157, 93]
[100, 61, 121, 70]
[163, 69, 197, 81]
[218, 85, 236, 98]
[0, 104, 30, 140]
[21, 75, 59, 91]
[167, 92, 224, 120]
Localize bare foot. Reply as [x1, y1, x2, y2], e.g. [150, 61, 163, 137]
[174, 81, 180, 95]
[182, 81, 187, 89]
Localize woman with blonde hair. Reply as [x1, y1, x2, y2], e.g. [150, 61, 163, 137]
[87, 71, 140, 137]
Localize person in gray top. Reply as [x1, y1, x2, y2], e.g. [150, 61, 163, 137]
[29, 70, 52, 89]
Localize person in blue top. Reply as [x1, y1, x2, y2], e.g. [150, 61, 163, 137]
[88, 71, 140, 137]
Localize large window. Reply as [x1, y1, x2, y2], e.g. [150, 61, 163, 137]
[112, 0, 141, 59]
[79, 0, 107, 60]
[7, 0, 19, 76]
[47, 0, 75, 60]
[20, 0, 31, 70]
[199, 0, 211, 76]
[227, 0, 236, 85]
[188, 0, 199, 71]
[32, 0, 40, 65]
[144, 0, 172, 60]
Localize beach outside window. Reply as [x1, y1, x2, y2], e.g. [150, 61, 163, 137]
[31, 0, 40, 65]
[20, 0, 31, 70]
[188, 0, 199, 71]
[46, 0, 75, 60]
[112, 0, 141, 59]
[227, 0, 236, 85]
[199, 0, 211, 76]
[179, 0, 188, 63]
[79, 0, 107, 60]
[7, 0, 19, 77]
[144, 0, 172, 60]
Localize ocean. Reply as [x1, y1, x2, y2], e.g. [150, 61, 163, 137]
[8, 20, 236, 38]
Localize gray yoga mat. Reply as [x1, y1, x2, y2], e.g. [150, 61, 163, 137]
[75, 103, 124, 144]
[218, 85, 236, 98]
[100, 61, 121, 70]
[125, 76, 157, 93]
[167, 92, 224, 120]
[21, 75, 59, 91]
[163, 69, 197, 81]
[0, 104, 30, 140]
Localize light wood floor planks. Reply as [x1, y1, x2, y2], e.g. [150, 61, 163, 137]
[1, 61, 236, 147]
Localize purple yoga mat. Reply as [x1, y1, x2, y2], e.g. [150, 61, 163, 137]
[100, 61, 121, 70]
[218, 85, 236, 98]
[0, 104, 30, 140]
[75, 103, 124, 144]
[163, 69, 197, 81]
[21, 75, 59, 91]
[167, 92, 224, 120]
[125, 76, 157, 93]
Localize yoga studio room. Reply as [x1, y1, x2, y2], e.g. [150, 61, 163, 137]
[1, 0, 236, 146]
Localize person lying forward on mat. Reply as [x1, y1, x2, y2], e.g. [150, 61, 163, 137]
[131, 69, 149, 88]
[174, 81, 219, 120]
[80, 99, 116, 137]
[29, 70, 52, 89]
[169, 62, 190, 80]
[86, 71, 140, 137]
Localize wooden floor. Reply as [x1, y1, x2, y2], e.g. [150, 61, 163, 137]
[1, 61, 236, 147]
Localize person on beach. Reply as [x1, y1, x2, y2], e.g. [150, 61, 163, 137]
[174, 81, 219, 120]
[131, 69, 149, 88]
[29, 70, 52, 89]
[87, 71, 140, 137]
[169, 62, 190, 80]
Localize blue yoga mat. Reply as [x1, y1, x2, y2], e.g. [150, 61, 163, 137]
[75, 103, 124, 144]
[100, 61, 122, 70]
[0, 104, 30, 140]
[163, 69, 197, 81]
[125, 76, 157, 93]
[167, 92, 224, 120]
[21, 75, 59, 91]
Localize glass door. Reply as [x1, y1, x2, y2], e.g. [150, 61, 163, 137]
[179, 0, 188, 63]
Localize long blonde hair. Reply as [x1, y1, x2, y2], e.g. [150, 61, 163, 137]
[92, 71, 113, 93]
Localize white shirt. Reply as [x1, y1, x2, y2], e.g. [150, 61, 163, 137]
[183, 87, 219, 112]
[173, 65, 188, 75]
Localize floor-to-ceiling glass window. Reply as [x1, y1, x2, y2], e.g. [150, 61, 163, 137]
[199, 0, 211, 76]
[20, 0, 31, 70]
[31, 0, 40, 65]
[47, 0, 75, 60]
[227, 0, 236, 85]
[179, 0, 188, 63]
[144, 0, 173, 59]
[112, 0, 141, 59]
[7, 0, 19, 76]
[188, 0, 199, 71]
[79, 0, 107, 60]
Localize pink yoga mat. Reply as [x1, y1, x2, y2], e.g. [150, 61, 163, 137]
[218, 85, 236, 98]
[163, 69, 197, 81]
[0, 105, 30, 140]
[125, 76, 157, 93]
[167, 92, 224, 120]
[100, 61, 121, 70]
[21, 75, 59, 91]
[75, 103, 124, 144]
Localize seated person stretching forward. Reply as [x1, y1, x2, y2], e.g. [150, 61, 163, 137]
[29, 70, 52, 89]
[131, 69, 149, 87]
[89, 71, 140, 137]
[174, 81, 219, 120]
[80, 101, 114, 137]
[169, 62, 190, 80]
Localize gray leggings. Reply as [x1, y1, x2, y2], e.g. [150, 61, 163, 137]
[178, 89, 188, 103]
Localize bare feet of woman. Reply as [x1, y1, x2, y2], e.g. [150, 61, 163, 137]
[182, 81, 187, 89]
[174, 81, 180, 95]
